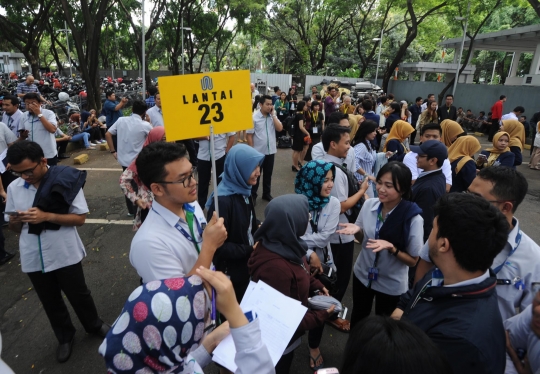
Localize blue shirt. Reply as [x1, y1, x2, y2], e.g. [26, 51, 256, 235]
[409, 104, 422, 125]
[449, 158, 476, 193]
[103, 99, 123, 128]
[145, 96, 155, 108]
[479, 150, 515, 168]
[363, 111, 380, 125]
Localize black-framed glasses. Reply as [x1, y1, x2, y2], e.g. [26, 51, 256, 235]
[463, 190, 515, 204]
[10, 163, 40, 177]
[157, 168, 196, 188]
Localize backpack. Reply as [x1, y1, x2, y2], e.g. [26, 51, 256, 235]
[332, 162, 364, 223]
[283, 115, 295, 136]
[277, 135, 292, 148]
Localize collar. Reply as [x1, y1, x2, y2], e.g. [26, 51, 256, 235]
[151, 200, 187, 228]
[443, 270, 490, 288]
[369, 200, 399, 215]
[506, 217, 520, 248]
[418, 168, 442, 179]
[255, 110, 270, 119]
[323, 153, 344, 164]
[368, 111, 375, 114]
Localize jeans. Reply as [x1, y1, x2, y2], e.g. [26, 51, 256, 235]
[252, 153, 275, 198]
[197, 155, 225, 208]
[70, 132, 91, 148]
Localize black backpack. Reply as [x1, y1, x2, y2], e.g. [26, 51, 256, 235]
[283, 115, 295, 136]
[332, 162, 364, 223]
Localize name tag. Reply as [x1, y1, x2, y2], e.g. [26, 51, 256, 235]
[368, 267, 378, 281]
[313, 127, 318, 134]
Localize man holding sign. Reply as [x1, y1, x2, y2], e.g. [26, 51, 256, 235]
[247, 95, 283, 203]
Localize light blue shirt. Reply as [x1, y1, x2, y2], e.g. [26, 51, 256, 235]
[146, 105, 163, 127]
[247, 110, 279, 155]
[2, 109, 23, 137]
[107, 114, 152, 167]
[19, 108, 58, 158]
[197, 132, 236, 161]
[504, 304, 540, 374]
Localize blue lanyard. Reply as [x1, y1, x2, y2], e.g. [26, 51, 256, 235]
[493, 225, 522, 274]
[374, 204, 384, 240]
[152, 204, 204, 253]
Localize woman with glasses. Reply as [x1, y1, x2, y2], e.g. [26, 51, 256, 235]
[205, 144, 264, 302]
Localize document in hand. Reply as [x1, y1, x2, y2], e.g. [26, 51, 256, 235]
[212, 280, 308, 372]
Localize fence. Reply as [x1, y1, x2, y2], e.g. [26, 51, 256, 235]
[304, 75, 370, 96]
[386, 80, 540, 118]
[250, 73, 292, 95]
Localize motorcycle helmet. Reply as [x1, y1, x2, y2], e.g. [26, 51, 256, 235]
[58, 92, 70, 102]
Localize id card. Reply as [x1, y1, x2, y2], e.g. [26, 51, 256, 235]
[368, 267, 378, 281]
[313, 127, 318, 134]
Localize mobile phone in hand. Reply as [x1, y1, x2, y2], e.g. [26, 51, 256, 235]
[316, 369, 339, 374]
[4, 211, 19, 216]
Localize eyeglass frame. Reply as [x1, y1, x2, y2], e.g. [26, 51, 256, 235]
[10, 162, 40, 178]
[156, 167, 196, 188]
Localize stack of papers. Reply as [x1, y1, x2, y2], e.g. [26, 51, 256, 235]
[212, 280, 307, 372]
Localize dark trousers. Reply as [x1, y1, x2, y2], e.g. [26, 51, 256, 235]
[197, 155, 225, 208]
[275, 350, 295, 374]
[0, 172, 16, 257]
[410, 129, 417, 145]
[47, 156, 58, 166]
[350, 275, 400, 329]
[177, 140, 197, 167]
[331, 240, 355, 302]
[122, 166, 136, 215]
[57, 140, 69, 155]
[488, 119, 500, 141]
[252, 153, 275, 199]
[27, 262, 102, 344]
[84, 127, 102, 142]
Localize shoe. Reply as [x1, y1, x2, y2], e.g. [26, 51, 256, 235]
[262, 194, 273, 202]
[298, 162, 303, 168]
[94, 322, 111, 338]
[58, 154, 71, 159]
[91, 141, 98, 145]
[0, 252, 15, 266]
[86, 146, 96, 150]
[127, 213, 134, 217]
[292, 166, 299, 172]
[57, 337, 74, 363]
[100, 140, 107, 144]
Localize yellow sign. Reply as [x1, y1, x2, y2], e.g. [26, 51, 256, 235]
[159, 70, 253, 141]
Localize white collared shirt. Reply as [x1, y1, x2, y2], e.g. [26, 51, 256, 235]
[504, 304, 540, 374]
[146, 105, 164, 127]
[19, 108, 58, 158]
[419, 218, 540, 321]
[5, 177, 88, 273]
[312, 142, 356, 174]
[197, 132, 236, 161]
[501, 112, 519, 121]
[403, 151, 452, 185]
[246, 110, 279, 155]
[107, 114, 152, 167]
[443, 270, 490, 288]
[0, 122, 17, 155]
[2, 109, 23, 137]
[129, 200, 207, 283]
[354, 198, 424, 295]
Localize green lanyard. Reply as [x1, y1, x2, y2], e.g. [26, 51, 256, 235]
[265, 115, 270, 153]
[185, 210, 201, 254]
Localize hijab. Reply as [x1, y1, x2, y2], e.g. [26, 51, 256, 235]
[448, 135, 481, 174]
[383, 120, 414, 152]
[100, 275, 210, 373]
[205, 144, 264, 209]
[486, 131, 511, 166]
[254, 194, 309, 264]
[440, 120, 464, 147]
[348, 114, 363, 140]
[127, 126, 166, 175]
[294, 160, 335, 211]
[502, 120, 525, 150]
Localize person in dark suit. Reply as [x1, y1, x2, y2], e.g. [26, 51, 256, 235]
[437, 94, 457, 122]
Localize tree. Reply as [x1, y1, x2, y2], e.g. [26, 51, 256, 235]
[0, 0, 54, 76]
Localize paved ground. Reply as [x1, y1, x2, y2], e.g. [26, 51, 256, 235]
[1, 135, 539, 374]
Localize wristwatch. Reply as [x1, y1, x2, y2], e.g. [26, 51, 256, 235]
[392, 246, 400, 257]
[37, 114, 43, 118]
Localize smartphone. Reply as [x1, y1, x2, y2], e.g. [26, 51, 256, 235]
[4, 211, 19, 216]
[316, 368, 339, 374]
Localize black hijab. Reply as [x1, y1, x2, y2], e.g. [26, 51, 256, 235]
[254, 194, 309, 264]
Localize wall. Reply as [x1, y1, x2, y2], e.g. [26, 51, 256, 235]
[250, 73, 292, 95]
[386, 80, 540, 116]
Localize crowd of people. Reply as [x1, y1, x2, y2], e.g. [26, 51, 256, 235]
[0, 79, 539, 374]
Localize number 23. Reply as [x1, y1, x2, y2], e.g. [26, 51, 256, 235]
[198, 103, 224, 125]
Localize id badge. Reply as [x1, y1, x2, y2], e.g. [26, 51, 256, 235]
[313, 127, 318, 134]
[368, 267, 378, 281]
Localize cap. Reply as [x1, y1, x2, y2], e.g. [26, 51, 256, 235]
[410, 140, 448, 162]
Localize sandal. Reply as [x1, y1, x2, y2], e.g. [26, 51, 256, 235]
[309, 350, 324, 371]
[326, 317, 351, 333]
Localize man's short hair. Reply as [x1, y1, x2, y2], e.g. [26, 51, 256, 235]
[477, 166, 528, 213]
[3, 95, 19, 106]
[147, 86, 158, 96]
[328, 112, 349, 125]
[362, 100, 373, 112]
[274, 86, 280, 92]
[136, 142, 188, 189]
[388, 93, 394, 100]
[132, 100, 148, 116]
[434, 193, 509, 273]
[23, 92, 43, 103]
[311, 101, 320, 109]
[466, 109, 472, 112]
[514, 106, 525, 114]
[500, 95, 506, 100]
[427, 94, 435, 99]
[328, 86, 337, 92]
[415, 96, 423, 103]
[480, 111, 485, 115]
[315, 94, 322, 101]
[106, 91, 115, 99]
[420, 123, 442, 136]
[520, 115, 526, 120]
[7, 141, 44, 165]
[259, 94, 272, 104]
[446, 94, 454, 99]
[321, 124, 351, 152]
[379, 96, 388, 104]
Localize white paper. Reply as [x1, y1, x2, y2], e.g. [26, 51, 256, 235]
[212, 280, 307, 372]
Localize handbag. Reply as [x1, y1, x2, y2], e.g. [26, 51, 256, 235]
[308, 216, 339, 294]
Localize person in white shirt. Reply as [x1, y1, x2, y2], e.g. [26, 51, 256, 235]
[403, 123, 452, 192]
[105, 100, 153, 216]
[5, 141, 109, 363]
[246, 95, 283, 203]
[146, 92, 164, 127]
[196, 131, 235, 208]
[501, 106, 525, 122]
[129, 142, 227, 283]
[415, 167, 540, 327]
[1, 95, 23, 137]
[18, 93, 58, 165]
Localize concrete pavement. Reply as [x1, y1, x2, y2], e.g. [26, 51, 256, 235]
[1, 135, 539, 373]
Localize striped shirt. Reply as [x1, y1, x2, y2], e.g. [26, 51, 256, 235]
[353, 142, 376, 181]
[16, 83, 40, 109]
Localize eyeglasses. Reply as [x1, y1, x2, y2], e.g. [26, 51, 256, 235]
[157, 168, 196, 188]
[462, 190, 515, 204]
[10, 163, 40, 177]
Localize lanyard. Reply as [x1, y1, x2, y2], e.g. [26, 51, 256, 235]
[7, 116, 13, 130]
[369, 204, 385, 278]
[493, 225, 522, 274]
[265, 115, 270, 153]
[312, 112, 318, 124]
[152, 204, 203, 254]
